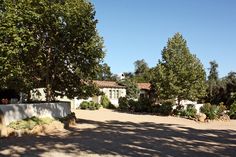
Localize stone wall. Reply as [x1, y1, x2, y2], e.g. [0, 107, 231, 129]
[0, 102, 71, 126]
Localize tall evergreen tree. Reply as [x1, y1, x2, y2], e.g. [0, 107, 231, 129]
[207, 61, 219, 103]
[151, 33, 206, 105]
[0, 0, 104, 101]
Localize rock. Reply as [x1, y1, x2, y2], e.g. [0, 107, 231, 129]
[219, 114, 230, 121]
[0, 126, 15, 137]
[31, 125, 44, 135]
[43, 121, 64, 134]
[196, 113, 206, 122]
[68, 117, 76, 126]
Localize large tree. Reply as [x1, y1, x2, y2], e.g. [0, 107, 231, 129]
[118, 79, 140, 99]
[0, 0, 104, 101]
[151, 33, 206, 105]
[206, 61, 219, 103]
[134, 59, 149, 76]
[133, 59, 151, 82]
[96, 63, 112, 81]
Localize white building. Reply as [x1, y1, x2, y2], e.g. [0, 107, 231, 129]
[31, 80, 126, 109]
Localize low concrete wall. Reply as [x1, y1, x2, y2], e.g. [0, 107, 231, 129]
[0, 102, 71, 126]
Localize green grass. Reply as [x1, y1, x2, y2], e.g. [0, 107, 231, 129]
[8, 117, 54, 130]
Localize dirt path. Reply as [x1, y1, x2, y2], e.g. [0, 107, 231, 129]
[1, 109, 236, 157]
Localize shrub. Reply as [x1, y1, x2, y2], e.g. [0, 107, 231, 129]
[118, 97, 129, 111]
[80, 101, 101, 110]
[229, 102, 236, 119]
[106, 103, 116, 109]
[95, 102, 101, 110]
[80, 101, 89, 110]
[128, 99, 140, 112]
[101, 95, 110, 108]
[158, 101, 173, 116]
[218, 102, 226, 114]
[136, 97, 152, 112]
[8, 117, 54, 130]
[173, 105, 184, 116]
[200, 103, 220, 120]
[181, 104, 197, 118]
[88, 101, 96, 110]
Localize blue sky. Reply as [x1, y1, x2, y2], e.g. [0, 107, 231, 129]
[91, 0, 236, 77]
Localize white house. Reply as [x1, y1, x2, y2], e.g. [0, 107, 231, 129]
[31, 80, 126, 109]
[137, 83, 151, 98]
[75, 80, 126, 108]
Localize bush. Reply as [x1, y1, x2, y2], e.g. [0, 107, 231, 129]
[181, 104, 197, 118]
[218, 102, 226, 114]
[229, 102, 236, 119]
[158, 101, 173, 116]
[107, 103, 116, 109]
[136, 97, 152, 112]
[8, 117, 54, 130]
[79, 101, 101, 110]
[200, 103, 220, 120]
[118, 97, 129, 111]
[173, 105, 184, 116]
[88, 101, 96, 110]
[80, 101, 89, 110]
[101, 95, 111, 108]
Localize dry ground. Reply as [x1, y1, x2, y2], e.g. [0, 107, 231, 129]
[0, 109, 236, 157]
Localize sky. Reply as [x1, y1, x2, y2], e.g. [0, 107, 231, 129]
[91, 0, 236, 77]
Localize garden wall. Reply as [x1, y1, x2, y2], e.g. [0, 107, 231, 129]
[0, 102, 71, 126]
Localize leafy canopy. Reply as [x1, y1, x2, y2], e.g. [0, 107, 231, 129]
[0, 0, 105, 101]
[151, 33, 206, 104]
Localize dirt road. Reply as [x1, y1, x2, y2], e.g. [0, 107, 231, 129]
[0, 109, 236, 157]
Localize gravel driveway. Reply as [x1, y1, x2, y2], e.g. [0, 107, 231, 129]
[0, 109, 236, 157]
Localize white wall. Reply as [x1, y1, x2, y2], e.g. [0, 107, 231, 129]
[31, 88, 76, 109]
[100, 88, 126, 106]
[31, 87, 127, 108]
[0, 102, 71, 126]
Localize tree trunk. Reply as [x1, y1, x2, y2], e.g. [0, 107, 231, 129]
[177, 97, 181, 106]
[46, 47, 52, 102]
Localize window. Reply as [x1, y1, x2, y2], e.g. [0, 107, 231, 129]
[117, 90, 119, 98]
[113, 90, 116, 99]
[109, 90, 112, 99]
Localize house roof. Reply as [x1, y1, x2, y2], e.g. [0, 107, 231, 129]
[137, 83, 151, 90]
[93, 80, 125, 88]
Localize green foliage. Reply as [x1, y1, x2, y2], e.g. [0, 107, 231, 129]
[133, 98, 152, 112]
[0, 0, 104, 101]
[133, 59, 152, 82]
[118, 97, 130, 111]
[118, 97, 152, 113]
[218, 102, 226, 114]
[151, 33, 206, 104]
[106, 103, 116, 109]
[181, 104, 197, 118]
[200, 103, 220, 120]
[229, 102, 236, 119]
[96, 63, 112, 80]
[118, 79, 140, 99]
[158, 101, 173, 116]
[173, 105, 185, 116]
[8, 117, 54, 130]
[80, 101, 89, 110]
[101, 95, 110, 108]
[80, 101, 101, 110]
[205, 72, 236, 108]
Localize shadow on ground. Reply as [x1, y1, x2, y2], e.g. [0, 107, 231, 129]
[0, 118, 236, 157]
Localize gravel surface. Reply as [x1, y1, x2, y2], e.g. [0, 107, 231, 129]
[0, 109, 236, 157]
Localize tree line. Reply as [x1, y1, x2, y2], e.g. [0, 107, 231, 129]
[0, 1, 235, 109]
